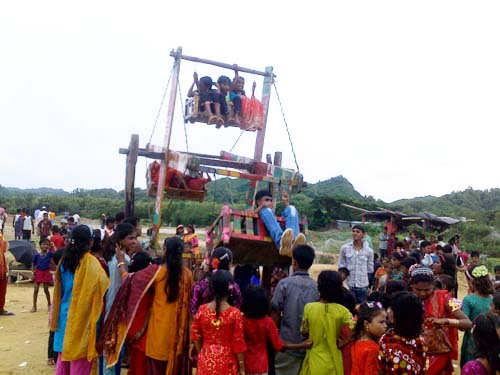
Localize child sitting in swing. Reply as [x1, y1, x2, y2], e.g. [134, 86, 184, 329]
[188, 72, 224, 127]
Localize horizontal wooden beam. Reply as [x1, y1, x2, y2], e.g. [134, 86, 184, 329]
[170, 50, 275, 78]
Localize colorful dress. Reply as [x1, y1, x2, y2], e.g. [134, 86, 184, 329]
[461, 359, 489, 375]
[350, 340, 379, 375]
[422, 290, 460, 375]
[191, 276, 242, 315]
[460, 294, 492, 367]
[379, 330, 427, 374]
[191, 304, 247, 375]
[299, 302, 354, 375]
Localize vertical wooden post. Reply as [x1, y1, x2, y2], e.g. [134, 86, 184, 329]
[151, 47, 183, 250]
[254, 66, 273, 161]
[270, 152, 282, 214]
[125, 134, 139, 217]
[246, 66, 273, 209]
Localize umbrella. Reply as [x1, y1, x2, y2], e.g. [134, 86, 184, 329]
[8, 240, 37, 268]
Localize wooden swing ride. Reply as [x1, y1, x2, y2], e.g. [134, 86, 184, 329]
[119, 47, 305, 267]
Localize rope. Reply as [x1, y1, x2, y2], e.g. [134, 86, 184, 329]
[177, 78, 189, 153]
[148, 64, 175, 144]
[229, 130, 245, 153]
[273, 82, 301, 173]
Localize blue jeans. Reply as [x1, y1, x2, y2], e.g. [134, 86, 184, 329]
[259, 206, 300, 247]
[351, 287, 368, 304]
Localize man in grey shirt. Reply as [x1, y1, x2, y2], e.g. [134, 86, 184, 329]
[271, 245, 319, 375]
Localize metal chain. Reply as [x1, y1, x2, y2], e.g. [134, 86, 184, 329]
[273, 82, 301, 173]
[148, 64, 175, 144]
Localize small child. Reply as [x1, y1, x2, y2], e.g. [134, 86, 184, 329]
[350, 302, 387, 375]
[229, 75, 245, 126]
[461, 312, 500, 375]
[241, 285, 311, 375]
[374, 257, 389, 291]
[338, 267, 350, 290]
[493, 265, 500, 291]
[379, 291, 427, 374]
[31, 237, 53, 312]
[389, 250, 406, 280]
[188, 73, 224, 127]
[400, 256, 417, 283]
[469, 250, 480, 266]
[38, 212, 52, 238]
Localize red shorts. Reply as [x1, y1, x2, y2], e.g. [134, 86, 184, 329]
[34, 269, 52, 284]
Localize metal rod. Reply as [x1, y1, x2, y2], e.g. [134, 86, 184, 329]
[254, 66, 274, 161]
[169, 50, 275, 78]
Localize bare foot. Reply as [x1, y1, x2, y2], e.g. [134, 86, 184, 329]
[30, 307, 37, 313]
[47, 358, 55, 366]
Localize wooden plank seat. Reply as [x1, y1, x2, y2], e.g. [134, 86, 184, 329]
[206, 204, 307, 266]
[146, 180, 206, 202]
[184, 96, 259, 132]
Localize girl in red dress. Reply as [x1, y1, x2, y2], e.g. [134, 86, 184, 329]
[350, 302, 387, 375]
[241, 285, 312, 375]
[191, 270, 247, 375]
[31, 237, 53, 312]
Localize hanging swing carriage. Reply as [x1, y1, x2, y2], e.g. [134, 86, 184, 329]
[119, 47, 306, 271]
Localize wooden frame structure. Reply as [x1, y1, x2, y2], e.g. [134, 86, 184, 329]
[120, 47, 304, 265]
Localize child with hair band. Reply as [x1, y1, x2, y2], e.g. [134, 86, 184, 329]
[460, 264, 494, 367]
[461, 312, 500, 375]
[379, 291, 427, 374]
[241, 285, 312, 375]
[350, 302, 387, 375]
[31, 237, 53, 312]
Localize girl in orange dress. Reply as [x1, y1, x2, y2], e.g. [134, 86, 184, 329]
[191, 270, 246, 375]
[350, 302, 387, 375]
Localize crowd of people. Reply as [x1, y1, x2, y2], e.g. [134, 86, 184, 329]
[1, 197, 500, 375]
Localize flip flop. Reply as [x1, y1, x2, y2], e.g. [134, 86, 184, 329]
[0, 310, 15, 316]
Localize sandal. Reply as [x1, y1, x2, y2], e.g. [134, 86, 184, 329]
[215, 117, 225, 129]
[207, 116, 218, 125]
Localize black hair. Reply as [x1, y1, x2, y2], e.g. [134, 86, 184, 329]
[241, 285, 269, 319]
[374, 253, 379, 261]
[318, 270, 343, 303]
[472, 313, 500, 375]
[493, 292, 500, 311]
[255, 190, 272, 202]
[392, 250, 407, 261]
[435, 274, 455, 292]
[437, 235, 443, 241]
[51, 225, 60, 234]
[409, 250, 422, 263]
[467, 264, 494, 296]
[123, 216, 140, 227]
[61, 225, 93, 272]
[210, 269, 232, 318]
[103, 223, 136, 261]
[385, 280, 408, 307]
[391, 291, 424, 339]
[438, 254, 457, 279]
[353, 302, 386, 341]
[199, 76, 213, 89]
[470, 250, 480, 258]
[90, 229, 102, 254]
[105, 216, 116, 225]
[210, 247, 233, 272]
[164, 237, 184, 302]
[400, 256, 417, 270]
[338, 267, 350, 277]
[352, 224, 365, 233]
[495, 265, 500, 273]
[292, 245, 315, 270]
[39, 236, 50, 245]
[442, 244, 453, 254]
[217, 75, 231, 85]
[115, 211, 125, 222]
[67, 217, 75, 223]
[420, 240, 431, 250]
[367, 291, 388, 309]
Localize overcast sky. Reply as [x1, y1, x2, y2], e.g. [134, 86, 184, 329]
[1, 1, 499, 203]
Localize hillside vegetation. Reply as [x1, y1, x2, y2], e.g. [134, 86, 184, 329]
[1, 179, 498, 255]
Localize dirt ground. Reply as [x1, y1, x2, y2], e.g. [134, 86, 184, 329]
[0, 226, 466, 374]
